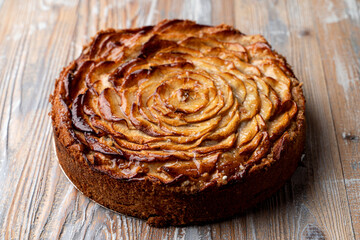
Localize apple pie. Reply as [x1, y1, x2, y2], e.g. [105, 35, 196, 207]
[50, 19, 305, 226]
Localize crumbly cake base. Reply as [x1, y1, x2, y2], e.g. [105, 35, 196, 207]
[54, 121, 305, 227]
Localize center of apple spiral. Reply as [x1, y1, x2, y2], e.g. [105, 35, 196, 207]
[176, 88, 190, 103]
[156, 77, 209, 115]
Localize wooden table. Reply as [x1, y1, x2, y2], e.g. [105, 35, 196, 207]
[0, 0, 359, 239]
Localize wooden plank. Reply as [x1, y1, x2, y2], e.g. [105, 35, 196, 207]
[0, 0, 358, 239]
[0, 0, 84, 239]
[308, 0, 360, 238]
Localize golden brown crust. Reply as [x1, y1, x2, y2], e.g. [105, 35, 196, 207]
[50, 19, 306, 226]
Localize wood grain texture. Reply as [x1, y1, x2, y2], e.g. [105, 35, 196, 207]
[0, 0, 359, 239]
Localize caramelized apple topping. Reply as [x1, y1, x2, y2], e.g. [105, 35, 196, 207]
[57, 20, 301, 186]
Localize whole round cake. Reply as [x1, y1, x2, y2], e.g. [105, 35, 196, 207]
[50, 19, 305, 226]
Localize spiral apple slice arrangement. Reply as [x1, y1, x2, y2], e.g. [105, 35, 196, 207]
[60, 20, 301, 188]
